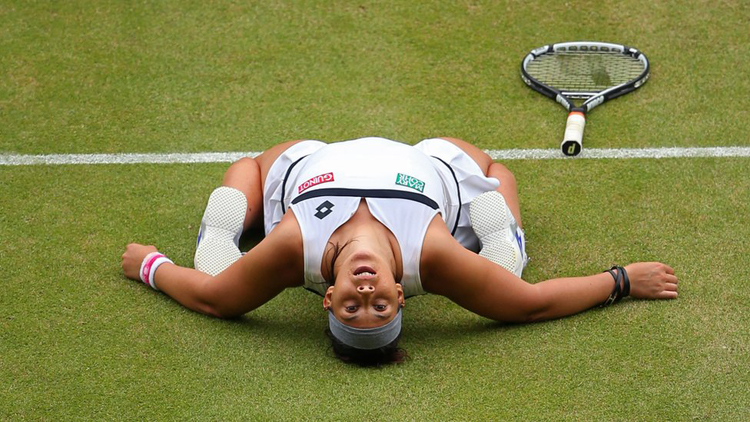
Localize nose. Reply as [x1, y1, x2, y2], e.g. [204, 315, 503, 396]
[357, 284, 375, 295]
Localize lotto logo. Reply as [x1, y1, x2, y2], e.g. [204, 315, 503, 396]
[315, 201, 334, 220]
[299, 172, 334, 193]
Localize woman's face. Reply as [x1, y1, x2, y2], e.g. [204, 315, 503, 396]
[324, 250, 404, 329]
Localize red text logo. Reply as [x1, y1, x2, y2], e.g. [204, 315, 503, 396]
[299, 172, 334, 193]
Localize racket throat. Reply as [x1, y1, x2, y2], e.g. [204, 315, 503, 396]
[561, 111, 586, 156]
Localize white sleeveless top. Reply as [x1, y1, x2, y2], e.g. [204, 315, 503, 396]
[286, 138, 447, 297]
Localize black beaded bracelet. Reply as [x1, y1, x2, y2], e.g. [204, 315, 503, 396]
[601, 266, 630, 307]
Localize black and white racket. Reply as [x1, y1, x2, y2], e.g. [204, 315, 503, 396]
[521, 41, 650, 156]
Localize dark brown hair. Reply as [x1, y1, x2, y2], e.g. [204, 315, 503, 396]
[323, 240, 354, 286]
[325, 328, 407, 367]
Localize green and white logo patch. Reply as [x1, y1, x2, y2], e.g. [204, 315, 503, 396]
[395, 173, 425, 193]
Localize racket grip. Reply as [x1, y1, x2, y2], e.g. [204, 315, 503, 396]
[561, 111, 585, 156]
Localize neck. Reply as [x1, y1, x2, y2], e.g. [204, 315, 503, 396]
[325, 200, 402, 282]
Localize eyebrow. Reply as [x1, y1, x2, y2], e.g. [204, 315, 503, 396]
[340, 311, 392, 322]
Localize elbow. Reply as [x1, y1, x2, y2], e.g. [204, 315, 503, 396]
[195, 302, 242, 319]
[518, 286, 553, 323]
[191, 276, 242, 319]
[523, 307, 550, 323]
[196, 302, 224, 319]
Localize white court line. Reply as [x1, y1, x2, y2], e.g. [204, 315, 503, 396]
[487, 146, 750, 160]
[0, 152, 260, 166]
[1, 147, 749, 166]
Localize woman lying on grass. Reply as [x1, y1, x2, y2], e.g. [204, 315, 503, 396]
[121, 137, 678, 366]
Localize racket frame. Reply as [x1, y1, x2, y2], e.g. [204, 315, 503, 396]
[520, 41, 650, 156]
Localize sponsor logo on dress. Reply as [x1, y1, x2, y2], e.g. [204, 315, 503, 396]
[299, 172, 334, 193]
[395, 173, 425, 193]
[315, 200, 334, 219]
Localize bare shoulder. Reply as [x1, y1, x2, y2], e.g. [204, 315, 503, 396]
[420, 216, 475, 292]
[421, 216, 458, 261]
[242, 210, 304, 288]
[264, 210, 303, 250]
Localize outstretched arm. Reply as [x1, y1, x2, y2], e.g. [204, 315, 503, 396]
[121, 213, 304, 318]
[420, 220, 678, 323]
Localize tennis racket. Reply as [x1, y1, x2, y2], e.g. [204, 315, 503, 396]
[521, 41, 650, 156]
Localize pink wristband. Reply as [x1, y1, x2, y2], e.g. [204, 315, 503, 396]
[139, 252, 172, 290]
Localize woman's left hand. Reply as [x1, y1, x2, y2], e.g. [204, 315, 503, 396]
[121, 243, 158, 281]
[625, 262, 679, 300]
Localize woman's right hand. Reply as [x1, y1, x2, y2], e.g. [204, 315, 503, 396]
[624, 262, 679, 300]
[121, 243, 158, 281]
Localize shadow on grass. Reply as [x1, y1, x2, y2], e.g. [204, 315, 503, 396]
[405, 312, 526, 347]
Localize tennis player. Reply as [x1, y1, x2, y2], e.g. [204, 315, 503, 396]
[121, 137, 678, 366]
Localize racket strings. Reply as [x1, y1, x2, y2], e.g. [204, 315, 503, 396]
[526, 52, 645, 95]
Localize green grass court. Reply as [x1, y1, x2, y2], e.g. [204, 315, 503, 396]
[2, 1, 749, 420]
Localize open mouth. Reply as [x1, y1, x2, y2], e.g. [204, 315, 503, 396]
[354, 266, 376, 277]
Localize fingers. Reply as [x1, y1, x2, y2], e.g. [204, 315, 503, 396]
[664, 282, 678, 292]
[659, 264, 678, 297]
[657, 264, 678, 296]
[661, 263, 675, 275]
[662, 268, 678, 295]
[656, 290, 678, 300]
[658, 274, 678, 298]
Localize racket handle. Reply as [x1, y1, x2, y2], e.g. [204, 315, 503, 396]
[561, 111, 585, 156]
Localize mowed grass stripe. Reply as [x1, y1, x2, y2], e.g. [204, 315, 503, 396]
[1, 146, 749, 166]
